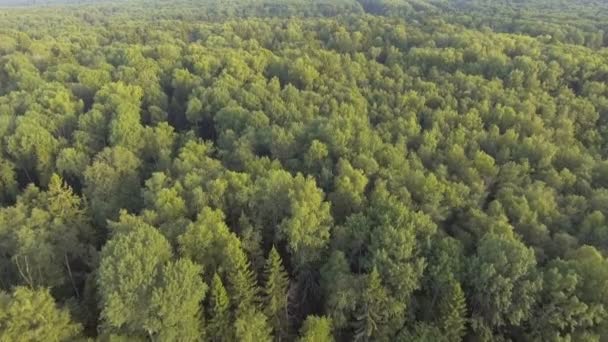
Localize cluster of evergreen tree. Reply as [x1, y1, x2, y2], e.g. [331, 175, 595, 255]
[2, 0, 608, 340]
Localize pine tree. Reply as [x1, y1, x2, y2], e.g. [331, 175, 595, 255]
[208, 273, 232, 342]
[264, 246, 290, 341]
[439, 280, 467, 341]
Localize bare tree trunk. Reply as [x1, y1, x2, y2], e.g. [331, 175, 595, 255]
[65, 253, 80, 298]
[15, 256, 34, 287]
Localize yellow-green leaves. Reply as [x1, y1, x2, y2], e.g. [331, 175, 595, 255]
[0, 287, 82, 342]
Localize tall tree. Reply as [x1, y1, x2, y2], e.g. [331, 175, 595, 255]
[207, 273, 232, 342]
[353, 267, 397, 342]
[0, 174, 94, 291]
[0, 158, 17, 204]
[279, 174, 333, 269]
[467, 233, 542, 337]
[6, 115, 60, 186]
[230, 255, 261, 315]
[83, 146, 141, 226]
[149, 259, 207, 341]
[329, 159, 368, 223]
[438, 280, 467, 341]
[263, 246, 290, 341]
[97, 214, 172, 337]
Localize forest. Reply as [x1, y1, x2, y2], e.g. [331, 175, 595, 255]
[1, 0, 608, 340]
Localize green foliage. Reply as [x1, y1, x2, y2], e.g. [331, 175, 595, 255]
[178, 207, 245, 278]
[149, 259, 207, 341]
[329, 159, 368, 222]
[279, 174, 333, 267]
[234, 309, 273, 342]
[0, 174, 94, 291]
[0, 287, 82, 341]
[398, 323, 447, 342]
[263, 246, 291, 340]
[467, 233, 542, 335]
[229, 254, 262, 315]
[97, 214, 172, 336]
[7, 115, 60, 185]
[2, 0, 608, 339]
[207, 273, 232, 341]
[320, 251, 360, 331]
[297, 315, 334, 342]
[0, 158, 17, 203]
[438, 280, 467, 341]
[252, 170, 333, 269]
[354, 267, 398, 341]
[83, 147, 141, 225]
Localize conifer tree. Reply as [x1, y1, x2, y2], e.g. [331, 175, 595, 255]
[229, 255, 261, 314]
[207, 273, 232, 342]
[438, 280, 467, 341]
[263, 246, 290, 341]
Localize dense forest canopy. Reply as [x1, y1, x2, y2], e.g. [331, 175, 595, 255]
[2, 0, 608, 340]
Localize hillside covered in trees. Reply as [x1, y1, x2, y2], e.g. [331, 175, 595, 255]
[2, 0, 608, 340]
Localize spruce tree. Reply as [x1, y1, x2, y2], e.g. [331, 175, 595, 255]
[208, 273, 232, 341]
[264, 246, 290, 341]
[230, 256, 261, 314]
[439, 280, 467, 341]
